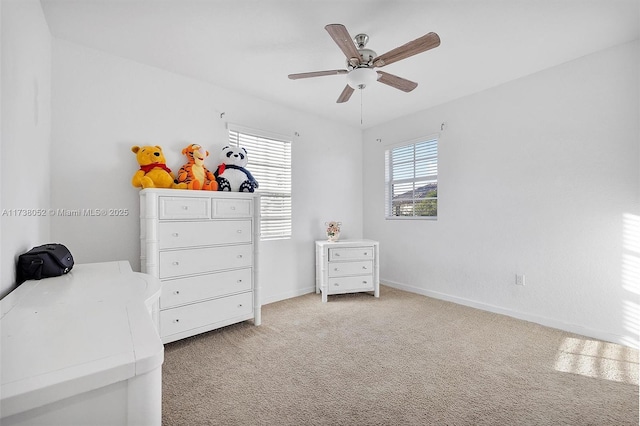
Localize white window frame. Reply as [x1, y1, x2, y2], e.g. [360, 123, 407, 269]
[384, 134, 439, 220]
[227, 123, 292, 240]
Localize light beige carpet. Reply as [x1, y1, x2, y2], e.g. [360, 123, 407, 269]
[162, 286, 639, 425]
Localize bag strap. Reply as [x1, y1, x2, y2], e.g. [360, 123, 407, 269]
[26, 258, 44, 280]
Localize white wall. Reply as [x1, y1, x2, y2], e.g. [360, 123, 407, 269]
[363, 40, 640, 347]
[0, 0, 52, 297]
[1, 0, 3, 296]
[50, 39, 363, 304]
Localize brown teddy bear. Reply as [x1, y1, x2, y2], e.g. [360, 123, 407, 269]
[131, 145, 186, 189]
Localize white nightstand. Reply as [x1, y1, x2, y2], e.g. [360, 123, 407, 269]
[315, 239, 380, 303]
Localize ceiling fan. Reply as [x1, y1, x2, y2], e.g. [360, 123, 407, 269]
[288, 24, 440, 103]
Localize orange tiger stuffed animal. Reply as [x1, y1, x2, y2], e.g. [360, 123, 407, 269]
[176, 144, 218, 191]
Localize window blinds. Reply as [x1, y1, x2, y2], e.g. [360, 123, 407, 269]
[385, 137, 438, 218]
[228, 125, 292, 240]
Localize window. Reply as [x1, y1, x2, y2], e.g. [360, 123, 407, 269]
[228, 124, 292, 240]
[385, 136, 438, 219]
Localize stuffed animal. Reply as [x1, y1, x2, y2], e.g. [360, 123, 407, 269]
[131, 145, 186, 189]
[215, 146, 259, 192]
[176, 144, 218, 191]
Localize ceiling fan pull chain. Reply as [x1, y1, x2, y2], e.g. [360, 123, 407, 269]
[360, 88, 364, 125]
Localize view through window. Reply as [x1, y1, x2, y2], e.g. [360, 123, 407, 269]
[385, 136, 438, 218]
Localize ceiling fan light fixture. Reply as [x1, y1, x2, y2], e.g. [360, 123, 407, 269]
[346, 67, 378, 89]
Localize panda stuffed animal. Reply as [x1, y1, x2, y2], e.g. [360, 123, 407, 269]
[215, 146, 259, 192]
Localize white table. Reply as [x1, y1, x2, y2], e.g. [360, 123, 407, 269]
[1, 261, 163, 426]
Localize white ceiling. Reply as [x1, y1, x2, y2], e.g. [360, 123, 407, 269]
[40, 0, 639, 129]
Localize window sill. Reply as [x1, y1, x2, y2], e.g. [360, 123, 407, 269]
[385, 216, 438, 221]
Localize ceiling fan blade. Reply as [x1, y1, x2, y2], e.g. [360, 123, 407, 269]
[373, 32, 440, 68]
[336, 85, 355, 103]
[325, 24, 361, 66]
[376, 71, 418, 92]
[288, 69, 348, 80]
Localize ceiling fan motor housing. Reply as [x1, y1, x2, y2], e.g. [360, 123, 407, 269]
[357, 48, 377, 66]
[347, 33, 377, 68]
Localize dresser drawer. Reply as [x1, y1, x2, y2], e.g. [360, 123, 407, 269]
[158, 220, 252, 249]
[160, 268, 252, 309]
[328, 260, 373, 277]
[159, 196, 210, 219]
[160, 292, 253, 337]
[159, 245, 253, 279]
[213, 199, 253, 217]
[327, 275, 375, 294]
[329, 246, 374, 261]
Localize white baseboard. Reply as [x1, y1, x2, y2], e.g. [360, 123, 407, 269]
[382, 279, 639, 349]
[262, 286, 316, 306]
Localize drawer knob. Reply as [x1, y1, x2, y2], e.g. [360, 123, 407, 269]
[182, 206, 189, 210]
[335, 253, 340, 257]
[237, 229, 242, 233]
[362, 281, 368, 284]
[237, 254, 243, 258]
[334, 267, 339, 271]
[172, 261, 180, 266]
[172, 233, 179, 237]
[364, 252, 368, 255]
[362, 266, 367, 270]
[333, 283, 340, 287]
[238, 303, 243, 308]
[174, 290, 180, 295]
[231, 206, 236, 210]
[173, 319, 180, 323]
[237, 279, 243, 283]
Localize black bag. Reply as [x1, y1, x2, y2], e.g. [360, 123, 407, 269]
[17, 243, 74, 283]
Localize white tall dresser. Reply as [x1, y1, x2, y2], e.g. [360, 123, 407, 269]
[140, 189, 261, 344]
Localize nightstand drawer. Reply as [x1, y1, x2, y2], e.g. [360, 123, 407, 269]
[213, 199, 253, 217]
[160, 292, 252, 337]
[327, 275, 374, 294]
[160, 268, 252, 309]
[159, 245, 253, 278]
[158, 220, 252, 249]
[159, 196, 210, 219]
[328, 260, 373, 277]
[329, 247, 374, 261]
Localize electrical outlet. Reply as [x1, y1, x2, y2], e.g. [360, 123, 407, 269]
[515, 274, 526, 286]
